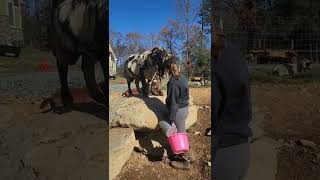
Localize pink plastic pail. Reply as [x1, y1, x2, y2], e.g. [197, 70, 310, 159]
[167, 133, 190, 154]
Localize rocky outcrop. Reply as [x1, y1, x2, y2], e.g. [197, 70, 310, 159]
[109, 94, 198, 130]
[109, 128, 135, 180]
[0, 109, 107, 180]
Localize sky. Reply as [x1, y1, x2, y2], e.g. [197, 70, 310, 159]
[109, 0, 199, 34]
[110, 0, 210, 63]
[109, 0, 210, 60]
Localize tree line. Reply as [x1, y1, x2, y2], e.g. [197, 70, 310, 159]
[110, 0, 212, 77]
[20, 0, 212, 74]
[22, 0, 50, 49]
[215, 0, 320, 56]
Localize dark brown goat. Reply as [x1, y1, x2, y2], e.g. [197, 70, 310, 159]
[49, 0, 107, 113]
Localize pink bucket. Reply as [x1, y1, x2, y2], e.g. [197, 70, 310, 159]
[167, 133, 190, 154]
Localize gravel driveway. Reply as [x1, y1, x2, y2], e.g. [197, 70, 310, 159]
[0, 71, 164, 100]
[0, 71, 105, 101]
[109, 84, 127, 94]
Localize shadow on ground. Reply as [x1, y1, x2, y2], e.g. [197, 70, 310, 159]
[134, 130, 174, 162]
[40, 102, 107, 122]
[130, 94, 179, 162]
[131, 94, 167, 123]
[71, 102, 107, 121]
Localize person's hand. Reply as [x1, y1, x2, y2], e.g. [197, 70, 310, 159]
[166, 123, 177, 137]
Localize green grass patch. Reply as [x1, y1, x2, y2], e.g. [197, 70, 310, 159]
[250, 66, 320, 85]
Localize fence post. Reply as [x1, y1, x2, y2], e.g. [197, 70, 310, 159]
[291, 40, 294, 50]
[317, 41, 319, 63]
[259, 39, 261, 49]
[310, 44, 313, 63]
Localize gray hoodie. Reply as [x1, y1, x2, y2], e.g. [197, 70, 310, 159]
[166, 75, 189, 121]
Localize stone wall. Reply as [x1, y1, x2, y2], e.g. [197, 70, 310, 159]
[0, 15, 23, 46]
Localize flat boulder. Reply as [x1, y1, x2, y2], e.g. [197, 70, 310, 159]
[1, 110, 107, 180]
[109, 94, 198, 130]
[109, 128, 136, 180]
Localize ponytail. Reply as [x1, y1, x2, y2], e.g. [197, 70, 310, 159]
[170, 63, 180, 80]
[164, 55, 181, 80]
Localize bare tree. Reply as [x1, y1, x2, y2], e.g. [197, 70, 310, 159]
[199, 0, 212, 35]
[159, 19, 182, 55]
[110, 31, 156, 66]
[110, 29, 127, 65]
[124, 32, 145, 55]
[219, 0, 259, 51]
[22, 0, 50, 48]
[222, 0, 257, 29]
[144, 32, 160, 50]
[175, 0, 201, 76]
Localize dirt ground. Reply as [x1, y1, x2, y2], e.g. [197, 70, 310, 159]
[252, 83, 320, 180]
[0, 95, 107, 180]
[0, 48, 87, 73]
[115, 88, 212, 180]
[2, 76, 320, 179]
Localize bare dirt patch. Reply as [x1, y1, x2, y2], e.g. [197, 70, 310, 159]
[0, 96, 107, 180]
[252, 83, 320, 180]
[189, 88, 211, 106]
[115, 88, 211, 180]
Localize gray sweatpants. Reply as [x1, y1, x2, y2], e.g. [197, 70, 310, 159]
[159, 107, 189, 133]
[213, 142, 250, 180]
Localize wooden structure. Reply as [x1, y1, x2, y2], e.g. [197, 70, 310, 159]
[109, 43, 117, 79]
[0, 0, 23, 44]
[248, 49, 297, 64]
[0, 0, 23, 56]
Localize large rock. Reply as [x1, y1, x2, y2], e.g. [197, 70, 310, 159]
[109, 94, 198, 130]
[0, 109, 107, 180]
[109, 128, 136, 180]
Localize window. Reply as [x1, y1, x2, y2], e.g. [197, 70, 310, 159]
[8, 2, 14, 26]
[13, 0, 19, 7]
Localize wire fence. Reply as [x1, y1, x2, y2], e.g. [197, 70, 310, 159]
[222, 15, 320, 64]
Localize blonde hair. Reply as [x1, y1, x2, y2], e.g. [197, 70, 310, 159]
[166, 63, 180, 80]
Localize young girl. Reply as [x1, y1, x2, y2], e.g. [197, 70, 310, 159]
[159, 57, 194, 170]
